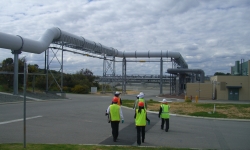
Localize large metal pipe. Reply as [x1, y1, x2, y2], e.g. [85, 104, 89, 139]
[167, 68, 205, 83]
[0, 27, 61, 53]
[116, 51, 180, 58]
[0, 27, 188, 68]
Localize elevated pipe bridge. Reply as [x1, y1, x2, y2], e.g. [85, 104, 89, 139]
[0, 27, 188, 95]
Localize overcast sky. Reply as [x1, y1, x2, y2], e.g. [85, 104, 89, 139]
[0, 0, 250, 76]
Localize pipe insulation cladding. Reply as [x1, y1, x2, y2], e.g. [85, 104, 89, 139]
[0, 27, 61, 53]
[167, 68, 205, 83]
[0, 27, 188, 68]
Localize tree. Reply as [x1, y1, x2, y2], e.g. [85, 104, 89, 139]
[2, 58, 14, 71]
[0, 58, 14, 88]
[83, 68, 93, 76]
[0, 57, 100, 93]
[214, 72, 231, 76]
[28, 64, 39, 73]
[214, 72, 225, 76]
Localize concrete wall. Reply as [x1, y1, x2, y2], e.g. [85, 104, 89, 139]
[186, 83, 213, 100]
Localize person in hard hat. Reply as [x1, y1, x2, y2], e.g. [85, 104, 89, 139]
[134, 92, 147, 110]
[134, 101, 150, 146]
[158, 99, 170, 132]
[112, 91, 122, 106]
[133, 94, 140, 109]
[106, 97, 124, 142]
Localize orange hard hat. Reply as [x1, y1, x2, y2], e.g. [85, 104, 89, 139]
[112, 97, 119, 103]
[138, 101, 144, 107]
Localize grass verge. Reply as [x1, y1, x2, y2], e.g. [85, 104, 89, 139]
[122, 99, 250, 119]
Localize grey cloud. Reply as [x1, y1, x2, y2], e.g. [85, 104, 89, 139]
[0, 0, 250, 76]
[166, 0, 200, 14]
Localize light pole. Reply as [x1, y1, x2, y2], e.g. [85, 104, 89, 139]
[199, 79, 200, 99]
[23, 61, 27, 148]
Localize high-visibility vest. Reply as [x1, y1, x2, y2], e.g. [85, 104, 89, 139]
[160, 104, 170, 119]
[110, 104, 120, 121]
[135, 109, 146, 126]
[139, 98, 144, 103]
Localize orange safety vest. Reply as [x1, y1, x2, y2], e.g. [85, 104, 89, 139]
[117, 97, 121, 106]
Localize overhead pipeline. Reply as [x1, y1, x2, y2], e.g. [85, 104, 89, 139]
[0, 27, 188, 68]
[167, 68, 205, 83]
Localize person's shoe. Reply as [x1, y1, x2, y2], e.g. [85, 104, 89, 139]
[165, 130, 168, 132]
[142, 139, 144, 143]
[137, 144, 141, 146]
[113, 138, 116, 142]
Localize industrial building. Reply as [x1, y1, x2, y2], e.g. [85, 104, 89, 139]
[186, 60, 250, 101]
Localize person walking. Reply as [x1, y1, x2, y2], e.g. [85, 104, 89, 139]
[134, 92, 147, 110]
[113, 91, 122, 106]
[158, 99, 170, 132]
[133, 94, 140, 109]
[106, 97, 124, 142]
[134, 101, 150, 146]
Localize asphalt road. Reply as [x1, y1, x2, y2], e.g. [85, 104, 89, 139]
[1, 93, 250, 150]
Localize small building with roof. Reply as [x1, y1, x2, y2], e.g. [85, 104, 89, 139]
[186, 60, 250, 101]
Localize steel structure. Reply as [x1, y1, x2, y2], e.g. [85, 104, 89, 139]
[0, 27, 188, 95]
[167, 68, 205, 95]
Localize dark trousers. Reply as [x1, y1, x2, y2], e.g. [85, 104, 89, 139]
[161, 118, 169, 131]
[136, 126, 145, 145]
[111, 121, 120, 141]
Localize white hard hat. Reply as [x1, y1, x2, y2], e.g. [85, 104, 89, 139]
[161, 99, 167, 103]
[138, 92, 144, 98]
[115, 91, 120, 95]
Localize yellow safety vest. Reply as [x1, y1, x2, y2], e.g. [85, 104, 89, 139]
[135, 109, 146, 126]
[110, 104, 120, 121]
[160, 104, 170, 119]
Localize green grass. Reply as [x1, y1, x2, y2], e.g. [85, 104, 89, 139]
[122, 99, 250, 119]
[189, 112, 228, 118]
[0, 84, 12, 92]
[0, 143, 193, 150]
[122, 99, 136, 107]
[195, 103, 250, 109]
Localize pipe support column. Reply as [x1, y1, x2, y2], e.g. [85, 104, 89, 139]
[160, 57, 163, 95]
[11, 49, 22, 95]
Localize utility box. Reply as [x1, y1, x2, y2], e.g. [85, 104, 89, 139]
[91, 87, 97, 93]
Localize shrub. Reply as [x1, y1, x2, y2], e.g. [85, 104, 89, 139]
[72, 84, 89, 94]
[185, 99, 192, 102]
[63, 86, 71, 92]
[185, 96, 192, 102]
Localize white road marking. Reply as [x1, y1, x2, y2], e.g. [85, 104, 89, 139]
[0, 116, 42, 125]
